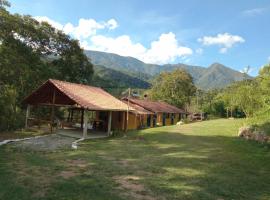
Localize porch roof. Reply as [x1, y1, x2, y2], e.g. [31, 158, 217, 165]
[23, 79, 130, 111]
[123, 97, 186, 114]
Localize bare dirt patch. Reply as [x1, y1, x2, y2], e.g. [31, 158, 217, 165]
[67, 159, 88, 168]
[59, 170, 78, 179]
[115, 159, 130, 167]
[114, 175, 157, 200]
[13, 134, 75, 151]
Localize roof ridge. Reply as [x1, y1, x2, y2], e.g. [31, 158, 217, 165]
[49, 79, 103, 90]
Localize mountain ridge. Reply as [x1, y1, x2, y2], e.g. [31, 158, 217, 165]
[85, 50, 251, 90]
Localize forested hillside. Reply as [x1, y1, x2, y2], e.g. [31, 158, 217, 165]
[86, 50, 251, 90]
[92, 65, 151, 96]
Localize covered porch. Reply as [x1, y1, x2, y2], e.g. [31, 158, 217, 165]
[57, 128, 108, 139]
[23, 79, 130, 139]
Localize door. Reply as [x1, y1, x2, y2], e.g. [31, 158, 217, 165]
[153, 114, 157, 127]
[162, 113, 166, 126]
[171, 113, 174, 125]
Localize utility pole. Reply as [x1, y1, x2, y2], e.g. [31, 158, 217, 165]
[125, 88, 131, 135]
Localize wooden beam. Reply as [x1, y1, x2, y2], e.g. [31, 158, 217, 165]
[107, 111, 112, 136]
[25, 104, 30, 129]
[83, 109, 88, 138]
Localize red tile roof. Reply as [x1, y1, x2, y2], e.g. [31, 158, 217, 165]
[23, 79, 130, 111]
[122, 100, 154, 115]
[123, 97, 185, 114]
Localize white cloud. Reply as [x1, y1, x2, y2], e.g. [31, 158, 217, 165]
[34, 16, 64, 30]
[34, 16, 192, 64]
[89, 35, 146, 58]
[142, 32, 192, 64]
[268, 56, 270, 62]
[240, 66, 254, 74]
[242, 8, 267, 17]
[198, 33, 245, 53]
[34, 16, 118, 39]
[107, 19, 118, 30]
[89, 32, 193, 64]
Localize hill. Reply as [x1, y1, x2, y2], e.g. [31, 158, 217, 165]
[85, 50, 251, 90]
[91, 65, 151, 96]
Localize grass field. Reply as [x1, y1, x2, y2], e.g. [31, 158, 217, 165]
[0, 119, 270, 200]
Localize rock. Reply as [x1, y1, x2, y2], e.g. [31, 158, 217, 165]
[253, 131, 268, 143]
[238, 126, 252, 137]
[238, 126, 269, 144]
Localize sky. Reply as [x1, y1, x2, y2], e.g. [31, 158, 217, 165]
[8, 0, 270, 76]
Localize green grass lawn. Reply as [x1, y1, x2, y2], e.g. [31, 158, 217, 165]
[1, 119, 270, 200]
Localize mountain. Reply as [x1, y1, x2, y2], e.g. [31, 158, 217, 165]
[85, 50, 251, 90]
[91, 65, 151, 96]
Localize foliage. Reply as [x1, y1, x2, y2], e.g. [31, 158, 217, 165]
[0, 85, 24, 131]
[220, 80, 263, 118]
[92, 65, 150, 96]
[148, 69, 196, 108]
[86, 50, 251, 90]
[0, 3, 93, 131]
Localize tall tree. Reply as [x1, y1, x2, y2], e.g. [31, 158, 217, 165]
[0, 3, 94, 131]
[149, 69, 196, 108]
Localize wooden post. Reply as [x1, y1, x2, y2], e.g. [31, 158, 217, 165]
[126, 88, 131, 133]
[50, 89, 56, 133]
[134, 114, 137, 129]
[71, 109, 74, 122]
[67, 109, 71, 122]
[83, 109, 88, 138]
[80, 109, 84, 129]
[108, 111, 112, 136]
[25, 104, 30, 129]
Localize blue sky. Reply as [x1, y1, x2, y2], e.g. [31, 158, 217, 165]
[8, 0, 270, 76]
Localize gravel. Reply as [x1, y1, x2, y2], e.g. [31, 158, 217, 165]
[13, 134, 76, 151]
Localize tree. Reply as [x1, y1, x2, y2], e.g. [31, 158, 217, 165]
[0, 4, 94, 131]
[148, 69, 196, 108]
[0, 0, 10, 8]
[220, 80, 263, 118]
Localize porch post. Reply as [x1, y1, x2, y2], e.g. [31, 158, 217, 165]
[107, 111, 112, 136]
[50, 89, 56, 133]
[25, 104, 30, 129]
[83, 109, 88, 138]
[81, 109, 84, 129]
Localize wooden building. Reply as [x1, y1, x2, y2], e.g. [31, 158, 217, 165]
[122, 97, 186, 129]
[23, 79, 132, 137]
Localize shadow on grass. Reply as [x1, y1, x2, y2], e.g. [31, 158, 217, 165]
[82, 129, 270, 200]
[0, 127, 270, 200]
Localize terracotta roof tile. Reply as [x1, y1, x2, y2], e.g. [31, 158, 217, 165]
[122, 100, 154, 115]
[24, 79, 130, 111]
[123, 97, 185, 114]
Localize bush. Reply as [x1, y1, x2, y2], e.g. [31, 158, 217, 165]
[0, 85, 24, 131]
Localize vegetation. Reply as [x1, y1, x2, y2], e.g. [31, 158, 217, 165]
[1, 119, 270, 200]
[149, 69, 196, 108]
[92, 65, 151, 96]
[0, 2, 93, 131]
[86, 50, 250, 90]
